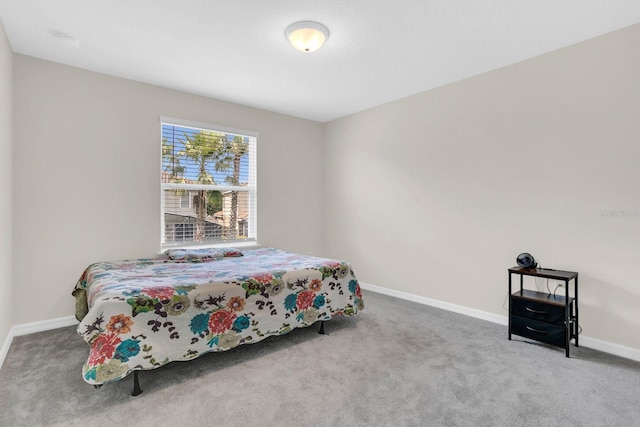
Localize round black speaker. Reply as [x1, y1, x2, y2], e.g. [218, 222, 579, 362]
[516, 253, 537, 269]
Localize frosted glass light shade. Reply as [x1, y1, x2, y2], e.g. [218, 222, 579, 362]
[285, 21, 329, 53]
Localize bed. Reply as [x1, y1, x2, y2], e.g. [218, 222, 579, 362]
[72, 247, 364, 394]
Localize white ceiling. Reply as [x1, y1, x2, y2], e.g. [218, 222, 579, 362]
[1, 0, 639, 122]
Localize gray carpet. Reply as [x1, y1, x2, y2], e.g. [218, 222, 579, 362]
[1, 290, 639, 427]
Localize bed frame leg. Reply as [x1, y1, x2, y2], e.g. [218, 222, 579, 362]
[318, 321, 326, 335]
[132, 371, 143, 396]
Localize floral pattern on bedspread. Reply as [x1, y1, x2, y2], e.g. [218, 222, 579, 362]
[74, 248, 364, 385]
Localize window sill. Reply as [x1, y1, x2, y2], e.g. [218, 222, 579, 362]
[158, 241, 261, 255]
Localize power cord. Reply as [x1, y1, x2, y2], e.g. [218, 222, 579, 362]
[553, 284, 562, 296]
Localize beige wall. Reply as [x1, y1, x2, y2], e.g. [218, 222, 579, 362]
[12, 55, 324, 324]
[8, 23, 640, 355]
[0, 20, 13, 350]
[324, 24, 640, 351]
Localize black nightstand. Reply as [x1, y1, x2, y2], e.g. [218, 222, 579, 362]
[508, 267, 579, 357]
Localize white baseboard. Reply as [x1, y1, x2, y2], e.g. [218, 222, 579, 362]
[10, 315, 78, 337]
[578, 335, 640, 362]
[360, 282, 508, 325]
[0, 331, 12, 371]
[360, 282, 640, 363]
[0, 315, 78, 370]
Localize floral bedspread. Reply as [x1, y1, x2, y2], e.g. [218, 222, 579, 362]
[73, 248, 364, 385]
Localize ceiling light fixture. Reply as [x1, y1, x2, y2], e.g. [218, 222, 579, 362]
[285, 21, 329, 53]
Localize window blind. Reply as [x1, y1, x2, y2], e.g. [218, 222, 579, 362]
[160, 118, 257, 248]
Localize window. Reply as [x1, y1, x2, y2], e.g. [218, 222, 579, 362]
[179, 192, 190, 208]
[161, 117, 257, 249]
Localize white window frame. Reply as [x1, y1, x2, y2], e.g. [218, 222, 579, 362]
[160, 116, 258, 250]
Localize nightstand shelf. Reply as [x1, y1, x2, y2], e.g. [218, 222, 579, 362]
[508, 267, 579, 357]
